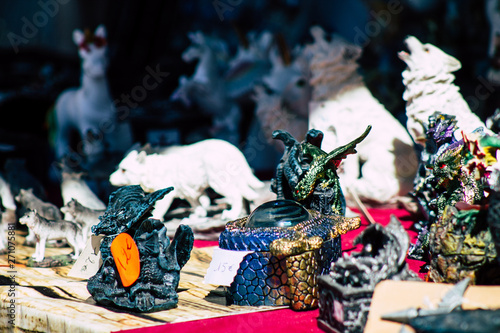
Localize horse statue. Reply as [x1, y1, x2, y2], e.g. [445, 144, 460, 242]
[53, 25, 133, 168]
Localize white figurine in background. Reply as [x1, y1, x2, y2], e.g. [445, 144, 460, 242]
[0, 174, 16, 213]
[307, 26, 418, 205]
[0, 174, 17, 251]
[225, 30, 274, 100]
[109, 139, 265, 221]
[171, 32, 241, 144]
[60, 169, 106, 221]
[60, 198, 104, 240]
[54, 25, 132, 162]
[399, 35, 492, 144]
[253, 44, 311, 152]
[19, 210, 84, 262]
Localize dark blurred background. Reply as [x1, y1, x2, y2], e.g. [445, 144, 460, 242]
[0, 0, 497, 204]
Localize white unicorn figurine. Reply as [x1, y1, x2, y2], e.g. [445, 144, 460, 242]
[54, 25, 132, 164]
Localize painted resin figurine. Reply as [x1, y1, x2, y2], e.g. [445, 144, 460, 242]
[399, 35, 493, 145]
[318, 216, 421, 333]
[218, 128, 368, 310]
[382, 278, 500, 333]
[252, 44, 311, 153]
[307, 26, 418, 206]
[60, 198, 104, 240]
[408, 115, 500, 284]
[171, 31, 241, 144]
[53, 25, 132, 163]
[87, 185, 194, 312]
[15, 188, 63, 246]
[19, 210, 84, 262]
[109, 139, 265, 221]
[59, 167, 106, 221]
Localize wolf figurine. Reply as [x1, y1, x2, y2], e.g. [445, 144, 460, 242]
[399, 35, 492, 144]
[15, 188, 61, 221]
[15, 188, 63, 245]
[19, 210, 84, 262]
[60, 198, 104, 240]
[59, 168, 106, 221]
[307, 27, 418, 205]
[109, 139, 265, 221]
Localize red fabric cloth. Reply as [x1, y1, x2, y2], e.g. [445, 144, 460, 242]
[116, 208, 425, 333]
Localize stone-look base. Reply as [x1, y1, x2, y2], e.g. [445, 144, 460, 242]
[27, 254, 75, 267]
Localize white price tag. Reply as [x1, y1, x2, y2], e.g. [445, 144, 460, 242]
[204, 248, 253, 286]
[67, 235, 104, 279]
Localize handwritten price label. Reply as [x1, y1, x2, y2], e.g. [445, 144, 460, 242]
[204, 248, 253, 286]
[67, 235, 104, 279]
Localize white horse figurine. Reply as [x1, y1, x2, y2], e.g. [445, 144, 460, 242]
[54, 25, 132, 163]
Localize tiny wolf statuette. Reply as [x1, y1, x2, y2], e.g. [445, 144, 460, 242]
[87, 185, 194, 312]
[60, 198, 104, 241]
[19, 210, 85, 263]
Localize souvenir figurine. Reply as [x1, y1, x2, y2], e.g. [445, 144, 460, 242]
[19, 210, 85, 263]
[109, 138, 264, 222]
[318, 216, 421, 333]
[252, 41, 311, 153]
[382, 278, 500, 333]
[15, 188, 63, 246]
[60, 198, 104, 240]
[409, 118, 500, 284]
[307, 26, 418, 206]
[225, 30, 273, 101]
[219, 128, 368, 310]
[0, 173, 16, 215]
[53, 25, 133, 164]
[398, 35, 493, 145]
[171, 31, 241, 144]
[487, 152, 500, 262]
[59, 166, 106, 221]
[0, 173, 18, 253]
[87, 185, 194, 312]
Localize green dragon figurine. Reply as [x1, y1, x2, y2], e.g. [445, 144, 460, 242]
[273, 125, 371, 215]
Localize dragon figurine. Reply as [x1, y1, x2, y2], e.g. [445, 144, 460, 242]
[272, 125, 371, 215]
[409, 121, 500, 283]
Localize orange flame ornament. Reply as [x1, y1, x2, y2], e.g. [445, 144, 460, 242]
[110, 233, 140, 287]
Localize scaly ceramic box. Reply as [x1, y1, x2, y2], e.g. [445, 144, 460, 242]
[218, 200, 360, 310]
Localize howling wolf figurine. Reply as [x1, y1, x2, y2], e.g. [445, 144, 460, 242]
[399, 36, 492, 145]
